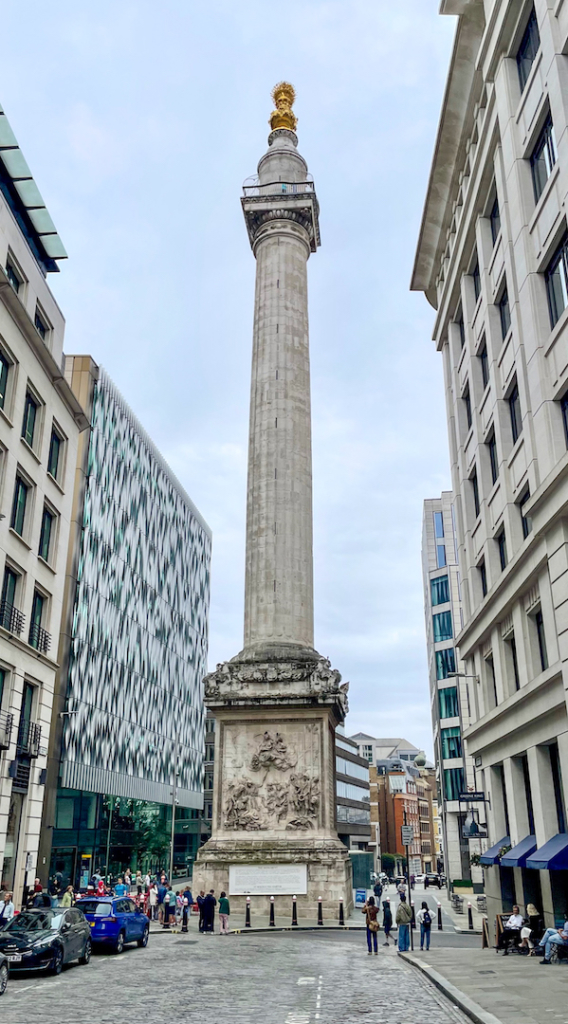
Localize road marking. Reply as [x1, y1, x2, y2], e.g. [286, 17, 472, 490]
[297, 977, 316, 985]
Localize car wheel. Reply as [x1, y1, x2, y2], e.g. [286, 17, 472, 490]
[114, 931, 125, 954]
[0, 963, 7, 995]
[79, 940, 91, 965]
[51, 946, 64, 975]
[137, 926, 149, 948]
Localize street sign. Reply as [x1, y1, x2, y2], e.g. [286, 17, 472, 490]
[401, 825, 414, 845]
[458, 792, 486, 802]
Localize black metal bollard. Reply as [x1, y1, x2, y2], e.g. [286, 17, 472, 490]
[245, 896, 251, 928]
[292, 895, 298, 926]
[468, 902, 474, 930]
[182, 906, 189, 933]
[437, 902, 443, 931]
[411, 901, 415, 929]
[317, 897, 323, 926]
[269, 896, 275, 927]
[339, 898, 344, 926]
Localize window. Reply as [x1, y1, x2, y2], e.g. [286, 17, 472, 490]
[48, 429, 62, 480]
[549, 743, 566, 834]
[530, 114, 556, 203]
[21, 392, 38, 449]
[486, 655, 498, 707]
[433, 611, 453, 642]
[487, 431, 498, 484]
[518, 487, 532, 539]
[431, 576, 449, 606]
[456, 308, 465, 349]
[490, 196, 501, 246]
[535, 609, 548, 671]
[441, 727, 462, 760]
[478, 559, 487, 597]
[39, 508, 54, 563]
[471, 468, 480, 518]
[17, 681, 34, 752]
[433, 511, 444, 538]
[29, 591, 44, 650]
[5, 259, 21, 294]
[1, 568, 18, 626]
[436, 545, 446, 569]
[520, 754, 535, 835]
[472, 258, 481, 302]
[336, 757, 369, 782]
[479, 341, 489, 390]
[546, 235, 568, 328]
[0, 351, 8, 411]
[497, 530, 507, 571]
[204, 771, 214, 791]
[10, 476, 28, 536]
[436, 648, 456, 680]
[463, 384, 472, 430]
[517, 8, 540, 92]
[443, 767, 465, 802]
[506, 634, 520, 691]
[438, 686, 459, 719]
[499, 288, 511, 339]
[562, 394, 568, 448]
[34, 308, 48, 341]
[362, 744, 373, 763]
[336, 781, 370, 802]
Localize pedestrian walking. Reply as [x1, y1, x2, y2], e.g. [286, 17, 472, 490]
[144, 872, 151, 893]
[373, 880, 383, 902]
[382, 899, 393, 945]
[417, 901, 432, 950]
[61, 885, 74, 908]
[424, 875, 430, 889]
[157, 879, 167, 922]
[124, 869, 132, 892]
[175, 891, 184, 929]
[362, 896, 379, 955]
[396, 879, 406, 900]
[219, 891, 230, 934]
[197, 890, 206, 932]
[396, 895, 412, 952]
[183, 884, 193, 910]
[149, 883, 159, 921]
[0, 892, 14, 927]
[202, 890, 216, 933]
[163, 887, 176, 929]
[135, 871, 143, 896]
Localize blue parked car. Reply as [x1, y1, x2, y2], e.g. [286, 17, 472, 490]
[77, 897, 149, 953]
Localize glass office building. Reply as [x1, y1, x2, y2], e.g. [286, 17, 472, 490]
[40, 362, 211, 888]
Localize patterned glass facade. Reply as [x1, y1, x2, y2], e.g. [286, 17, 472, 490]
[59, 368, 211, 807]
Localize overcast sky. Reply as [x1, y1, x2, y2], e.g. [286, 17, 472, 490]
[3, 1, 457, 758]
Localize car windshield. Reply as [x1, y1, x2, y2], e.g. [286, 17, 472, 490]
[4, 911, 63, 933]
[78, 901, 112, 917]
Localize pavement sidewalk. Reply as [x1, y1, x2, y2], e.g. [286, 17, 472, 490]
[401, 946, 567, 1024]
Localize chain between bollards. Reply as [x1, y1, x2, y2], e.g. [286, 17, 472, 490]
[245, 896, 251, 928]
[339, 898, 344, 926]
[292, 894, 298, 926]
[317, 896, 323, 926]
[269, 896, 275, 927]
[468, 902, 474, 930]
[437, 901, 443, 930]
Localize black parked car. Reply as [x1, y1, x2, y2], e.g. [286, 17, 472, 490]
[0, 908, 91, 974]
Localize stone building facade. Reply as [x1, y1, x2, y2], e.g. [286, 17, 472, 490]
[413, 0, 568, 923]
[0, 100, 87, 904]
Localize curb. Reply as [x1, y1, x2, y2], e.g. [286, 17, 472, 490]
[399, 952, 503, 1024]
[454, 927, 483, 935]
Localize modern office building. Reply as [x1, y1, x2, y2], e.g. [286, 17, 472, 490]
[422, 493, 483, 884]
[335, 728, 372, 850]
[0, 101, 88, 904]
[413, 1, 568, 923]
[38, 359, 211, 889]
[351, 735, 422, 766]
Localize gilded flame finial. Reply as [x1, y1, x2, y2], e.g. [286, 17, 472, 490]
[269, 82, 297, 132]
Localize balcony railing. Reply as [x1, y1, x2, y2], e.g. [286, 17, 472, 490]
[0, 600, 24, 636]
[28, 622, 51, 654]
[0, 711, 13, 751]
[242, 178, 315, 198]
[16, 720, 41, 758]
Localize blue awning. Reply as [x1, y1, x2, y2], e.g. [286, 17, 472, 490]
[501, 835, 537, 868]
[480, 836, 510, 866]
[526, 834, 568, 871]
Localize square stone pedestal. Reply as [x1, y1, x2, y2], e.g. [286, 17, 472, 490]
[192, 645, 354, 919]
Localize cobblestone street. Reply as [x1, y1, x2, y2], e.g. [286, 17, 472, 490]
[0, 931, 469, 1024]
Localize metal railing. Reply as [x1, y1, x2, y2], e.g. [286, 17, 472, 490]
[0, 600, 24, 636]
[16, 720, 41, 758]
[242, 179, 315, 198]
[0, 711, 13, 751]
[28, 622, 51, 654]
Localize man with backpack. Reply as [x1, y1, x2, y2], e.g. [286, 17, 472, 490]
[417, 901, 432, 950]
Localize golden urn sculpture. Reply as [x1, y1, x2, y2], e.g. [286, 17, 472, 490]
[269, 82, 298, 132]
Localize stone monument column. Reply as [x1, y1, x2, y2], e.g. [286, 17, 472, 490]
[193, 84, 352, 919]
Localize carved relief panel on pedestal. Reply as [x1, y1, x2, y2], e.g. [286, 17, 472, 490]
[220, 721, 321, 833]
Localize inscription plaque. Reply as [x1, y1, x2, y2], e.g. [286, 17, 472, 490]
[229, 863, 308, 895]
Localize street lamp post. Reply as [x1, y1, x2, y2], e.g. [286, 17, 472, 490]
[169, 739, 179, 884]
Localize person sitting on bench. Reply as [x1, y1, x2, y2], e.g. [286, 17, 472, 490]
[539, 917, 568, 964]
[498, 906, 524, 954]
